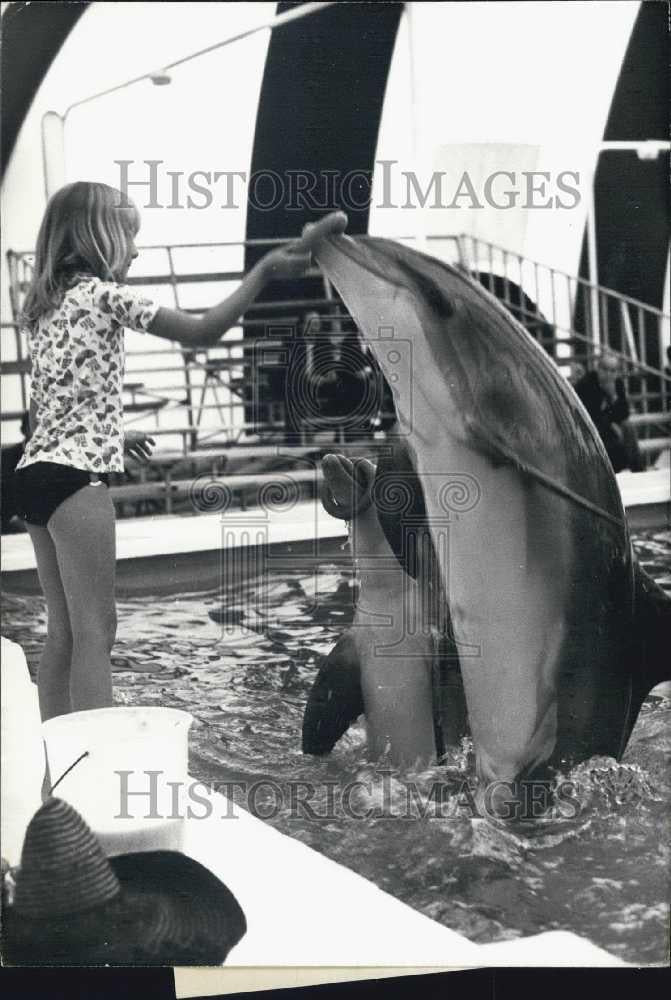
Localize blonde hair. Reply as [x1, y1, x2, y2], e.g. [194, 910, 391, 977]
[22, 182, 140, 327]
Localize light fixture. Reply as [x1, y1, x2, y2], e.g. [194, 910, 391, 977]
[149, 70, 172, 86]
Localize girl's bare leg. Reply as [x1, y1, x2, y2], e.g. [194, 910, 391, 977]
[25, 523, 73, 721]
[48, 484, 116, 712]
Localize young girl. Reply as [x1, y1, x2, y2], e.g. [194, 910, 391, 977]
[15, 180, 346, 721]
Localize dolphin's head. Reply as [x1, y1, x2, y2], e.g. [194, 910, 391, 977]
[313, 233, 621, 514]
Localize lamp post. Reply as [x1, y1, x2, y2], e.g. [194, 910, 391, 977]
[40, 71, 173, 200]
[40, 110, 67, 199]
[39, 1, 336, 199]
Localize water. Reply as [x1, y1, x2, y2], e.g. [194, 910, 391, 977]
[2, 529, 669, 964]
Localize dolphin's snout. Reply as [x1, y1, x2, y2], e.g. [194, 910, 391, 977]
[321, 454, 374, 520]
[300, 212, 348, 250]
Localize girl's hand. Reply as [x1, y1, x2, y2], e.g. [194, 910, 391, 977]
[124, 430, 155, 463]
[261, 211, 349, 282]
[261, 244, 313, 281]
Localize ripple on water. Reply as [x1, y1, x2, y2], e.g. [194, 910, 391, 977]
[1, 528, 669, 963]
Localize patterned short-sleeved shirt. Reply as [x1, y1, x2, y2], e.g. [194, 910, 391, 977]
[17, 276, 159, 474]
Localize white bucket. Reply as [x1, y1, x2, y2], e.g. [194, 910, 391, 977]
[1, 637, 46, 867]
[42, 706, 192, 857]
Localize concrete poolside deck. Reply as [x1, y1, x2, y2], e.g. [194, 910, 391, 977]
[184, 785, 626, 969]
[1, 468, 668, 594]
[614, 467, 670, 529]
[1, 500, 350, 594]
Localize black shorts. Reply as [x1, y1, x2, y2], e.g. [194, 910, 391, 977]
[13, 461, 110, 527]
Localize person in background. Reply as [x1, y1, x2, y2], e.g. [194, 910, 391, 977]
[573, 350, 644, 473]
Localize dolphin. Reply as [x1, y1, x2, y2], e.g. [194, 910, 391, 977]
[302, 453, 443, 767]
[301, 225, 669, 801]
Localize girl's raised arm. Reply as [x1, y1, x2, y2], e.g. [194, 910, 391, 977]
[147, 212, 347, 348]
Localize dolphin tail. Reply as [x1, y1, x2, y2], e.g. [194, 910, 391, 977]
[302, 631, 364, 755]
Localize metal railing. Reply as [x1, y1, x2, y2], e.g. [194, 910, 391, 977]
[458, 235, 670, 410]
[3, 234, 670, 456]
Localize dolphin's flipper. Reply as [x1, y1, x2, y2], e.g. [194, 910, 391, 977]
[302, 631, 364, 755]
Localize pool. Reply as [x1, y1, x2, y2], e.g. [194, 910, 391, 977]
[2, 528, 669, 964]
